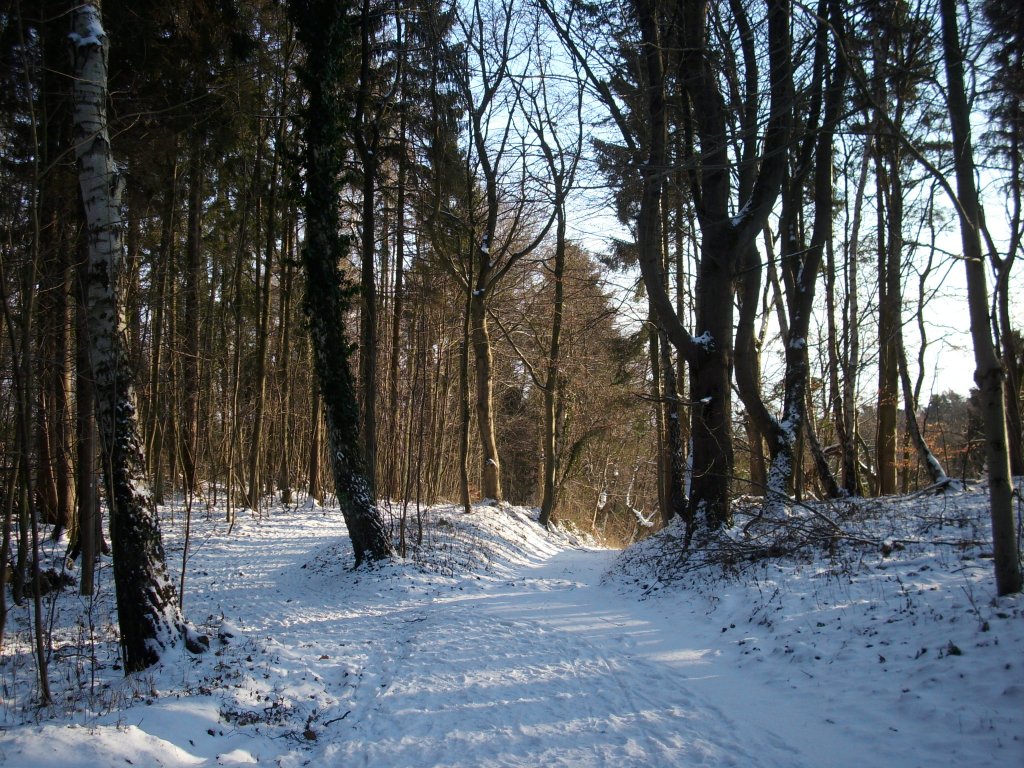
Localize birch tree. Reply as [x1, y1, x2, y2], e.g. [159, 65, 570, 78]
[70, 0, 206, 671]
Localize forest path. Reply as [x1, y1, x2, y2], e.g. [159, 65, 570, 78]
[4, 500, 1016, 768]
[301, 544, 813, 768]
[164, 502, 1016, 768]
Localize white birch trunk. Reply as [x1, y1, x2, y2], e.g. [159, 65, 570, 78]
[70, 1, 205, 671]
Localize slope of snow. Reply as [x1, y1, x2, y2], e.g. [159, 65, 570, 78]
[1, 488, 1021, 767]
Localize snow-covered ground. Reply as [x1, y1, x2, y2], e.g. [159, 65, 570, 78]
[1, 485, 1021, 767]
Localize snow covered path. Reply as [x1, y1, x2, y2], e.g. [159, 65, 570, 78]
[196, 507, 826, 767]
[2, 498, 1021, 768]
[291, 541, 836, 768]
[322, 547, 785, 768]
[233, 504, 1020, 768]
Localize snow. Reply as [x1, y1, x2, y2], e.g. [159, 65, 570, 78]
[693, 331, 715, 350]
[1, 488, 1022, 767]
[730, 201, 751, 228]
[68, 30, 105, 48]
[68, 13, 106, 49]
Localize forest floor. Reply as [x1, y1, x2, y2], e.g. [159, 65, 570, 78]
[1, 485, 1022, 767]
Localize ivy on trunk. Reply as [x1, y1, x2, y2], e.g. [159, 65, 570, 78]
[290, 0, 393, 566]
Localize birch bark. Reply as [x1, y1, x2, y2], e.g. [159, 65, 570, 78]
[71, 1, 205, 670]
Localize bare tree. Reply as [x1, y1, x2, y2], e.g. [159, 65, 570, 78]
[517, 39, 585, 527]
[939, 0, 1021, 595]
[452, 0, 557, 502]
[734, 0, 845, 509]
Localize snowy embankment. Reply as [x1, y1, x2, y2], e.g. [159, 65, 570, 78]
[1, 487, 1022, 767]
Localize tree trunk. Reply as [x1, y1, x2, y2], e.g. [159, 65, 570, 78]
[745, 413, 767, 495]
[277, 228, 295, 505]
[648, 317, 667, 521]
[805, 396, 841, 499]
[180, 148, 203, 495]
[290, 0, 393, 565]
[145, 158, 177, 503]
[470, 291, 502, 501]
[660, 328, 687, 524]
[688, 248, 735, 530]
[308, 385, 323, 504]
[896, 328, 947, 484]
[874, 146, 900, 496]
[71, 2, 205, 670]
[36, 0, 76, 536]
[357, 151, 379, 498]
[939, 0, 1021, 595]
[245, 132, 278, 512]
[35, 261, 74, 535]
[459, 284, 473, 513]
[826, 230, 847, 491]
[227, 166, 253, 515]
[354, 0, 381, 497]
[388, 36, 408, 479]
[538, 230, 566, 528]
[842, 141, 871, 496]
[76, 239, 101, 595]
[0, 459, 16, 648]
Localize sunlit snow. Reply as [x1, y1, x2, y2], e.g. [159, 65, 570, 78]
[1, 486, 1021, 767]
